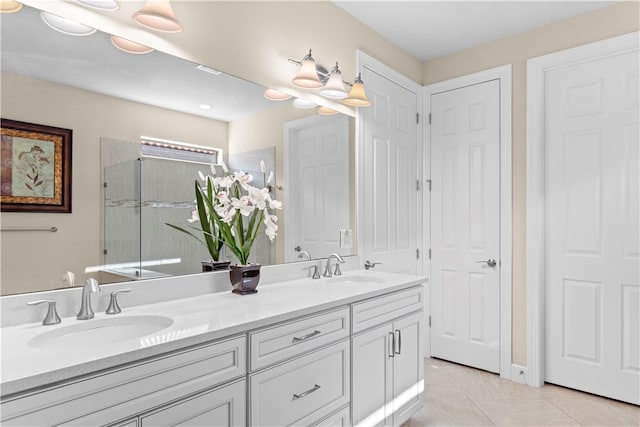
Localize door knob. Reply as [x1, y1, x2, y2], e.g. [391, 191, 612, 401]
[477, 258, 497, 268]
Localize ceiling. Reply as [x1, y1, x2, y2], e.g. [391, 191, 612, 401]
[334, 1, 616, 61]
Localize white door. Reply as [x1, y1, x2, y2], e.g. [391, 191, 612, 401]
[360, 65, 419, 274]
[430, 80, 501, 372]
[544, 48, 639, 404]
[285, 115, 350, 262]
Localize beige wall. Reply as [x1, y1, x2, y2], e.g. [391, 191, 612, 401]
[422, 1, 640, 366]
[1, 72, 227, 295]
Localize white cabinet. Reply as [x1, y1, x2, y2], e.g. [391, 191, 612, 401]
[1, 336, 246, 426]
[140, 379, 245, 427]
[352, 289, 424, 427]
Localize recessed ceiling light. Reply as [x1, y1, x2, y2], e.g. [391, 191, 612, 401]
[40, 11, 97, 36]
[196, 64, 222, 75]
[72, 0, 119, 11]
[199, 104, 212, 110]
[110, 35, 154, 54]
[293, 98, 317, 109]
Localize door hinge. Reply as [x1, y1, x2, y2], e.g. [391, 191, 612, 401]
[103, 249, 108, 255]
[103, 182, 108, 188]
[416, 248, 420, 259]
[428, 248, 431, 259]
[416, 113, 420, 124]
[426, 179, 432, 191]
[428, 315, 431, 327]
[428, 113, 432, 125]
[416, 179, 420, 191]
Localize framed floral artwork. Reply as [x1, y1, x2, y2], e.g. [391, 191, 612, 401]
[0, 119, 72, 213]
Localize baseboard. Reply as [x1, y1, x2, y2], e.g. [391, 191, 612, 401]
[511, 364, 528, 385]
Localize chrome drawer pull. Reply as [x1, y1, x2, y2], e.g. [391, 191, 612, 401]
[292, 330, 321, 342]
[293, 384, 321, 400]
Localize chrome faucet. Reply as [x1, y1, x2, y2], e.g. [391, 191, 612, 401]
[299, 251, 321, 279]
[77, 278, 101, 320]
[323, 253, 345, 277]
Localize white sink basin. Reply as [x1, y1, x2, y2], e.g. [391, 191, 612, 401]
[328, 275, 386, 284]
[28, 315, 174, 350]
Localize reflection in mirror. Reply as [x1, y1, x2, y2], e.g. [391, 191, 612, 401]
[0, 3, 355, 295]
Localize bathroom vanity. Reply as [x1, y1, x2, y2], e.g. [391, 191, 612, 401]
[0, 270, 425, 426]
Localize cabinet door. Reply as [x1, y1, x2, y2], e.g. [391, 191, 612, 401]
[351, 323, 394, 427]
[392, 311, 424, 426]
[140, 379, 245, 427]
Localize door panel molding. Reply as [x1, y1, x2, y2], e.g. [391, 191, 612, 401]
[526, 31, 639, 389]
[423, 64, 512, 379]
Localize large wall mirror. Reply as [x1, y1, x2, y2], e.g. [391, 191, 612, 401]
[0, 3, 356, 296]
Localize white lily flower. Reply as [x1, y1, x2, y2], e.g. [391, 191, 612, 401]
[248, 186, 269, 210]
[260, 160, 266, 173]
[220, 160, 229, 173]
[236, 171, 254, 189]
[232, 196, 255, 216]
[268, 198, 283, 210]
[267, 171, 273, 185]
[198, 171, 206, 182]
[216, 191, 230, 205]
[187, 208, 199, 223]
[214, 175, 234, 188]
[210, 163, 217, 176]
[265, 227, 277, 241]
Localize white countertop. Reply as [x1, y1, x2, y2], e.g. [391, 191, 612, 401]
[1, 270, 426, 397]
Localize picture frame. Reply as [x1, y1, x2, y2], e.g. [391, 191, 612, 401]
[0, 119, 72, 213]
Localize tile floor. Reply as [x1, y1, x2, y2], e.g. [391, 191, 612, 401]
[402, 358, 640, 426]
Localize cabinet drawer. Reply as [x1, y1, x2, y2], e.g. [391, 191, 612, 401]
[311, 405, 351, 427]
[249, 340, 350, 427]
[352, 286, 424, 333]
[1, 335, 246, 426]
[141, 379, 245, 427]
[249, 307, 349, 371]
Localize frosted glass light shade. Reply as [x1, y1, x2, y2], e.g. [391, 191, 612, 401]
[264, 88, 291, 101]
[0, 0, 23, 13]
[319, 63, 347, 99]
[110, 35, 154, 54]
[40, 12, 97, 36]
[291, 50, 323, 89]
[133, 0, 182, 33]
[343, 74, 370, 107]
[72, 0, 119, 11]
[318, 106, 338, 115]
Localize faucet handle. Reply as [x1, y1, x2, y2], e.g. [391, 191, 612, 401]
[27, 300, 61, 325]
[364, 260, 382, 270]
[106, 289, 131, 315]
[312, 265, 321, 279]
[334, 262, 343, 276]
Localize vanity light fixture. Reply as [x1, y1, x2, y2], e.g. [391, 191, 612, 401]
[343, 73, 371, 107]
[72, 0, 119, 11]
[132, 0, 182, 33]
[318, 106, 338, 115]
[40, 11, 97, 36]
[0, 0, 23, 13]
[110, 35, 154, 54]
[319, 62, 348, 99]
[291, 49, 324, 89]
[263, 88, 292, 101]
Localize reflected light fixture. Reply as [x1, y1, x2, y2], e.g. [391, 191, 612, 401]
[343, 73, 370, 107]
[40, 11, 97, 36]
[264, 88, 292, 101]
[133, 0, 182, 33]
[293, 98, 317, 109]
[110, 35, 154, 54]
[318, 106, 338, 116]
[319, 62, 347, 99]
[0, 0, 22, 13]
[72, 0, 119, 11]
[291, 49, 323, 89]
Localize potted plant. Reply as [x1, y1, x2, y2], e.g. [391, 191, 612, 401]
[169, 160, 282, 294]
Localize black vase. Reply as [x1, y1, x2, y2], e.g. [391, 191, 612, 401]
[230, 264, 261, 295]
[201, 260, 231, 272]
